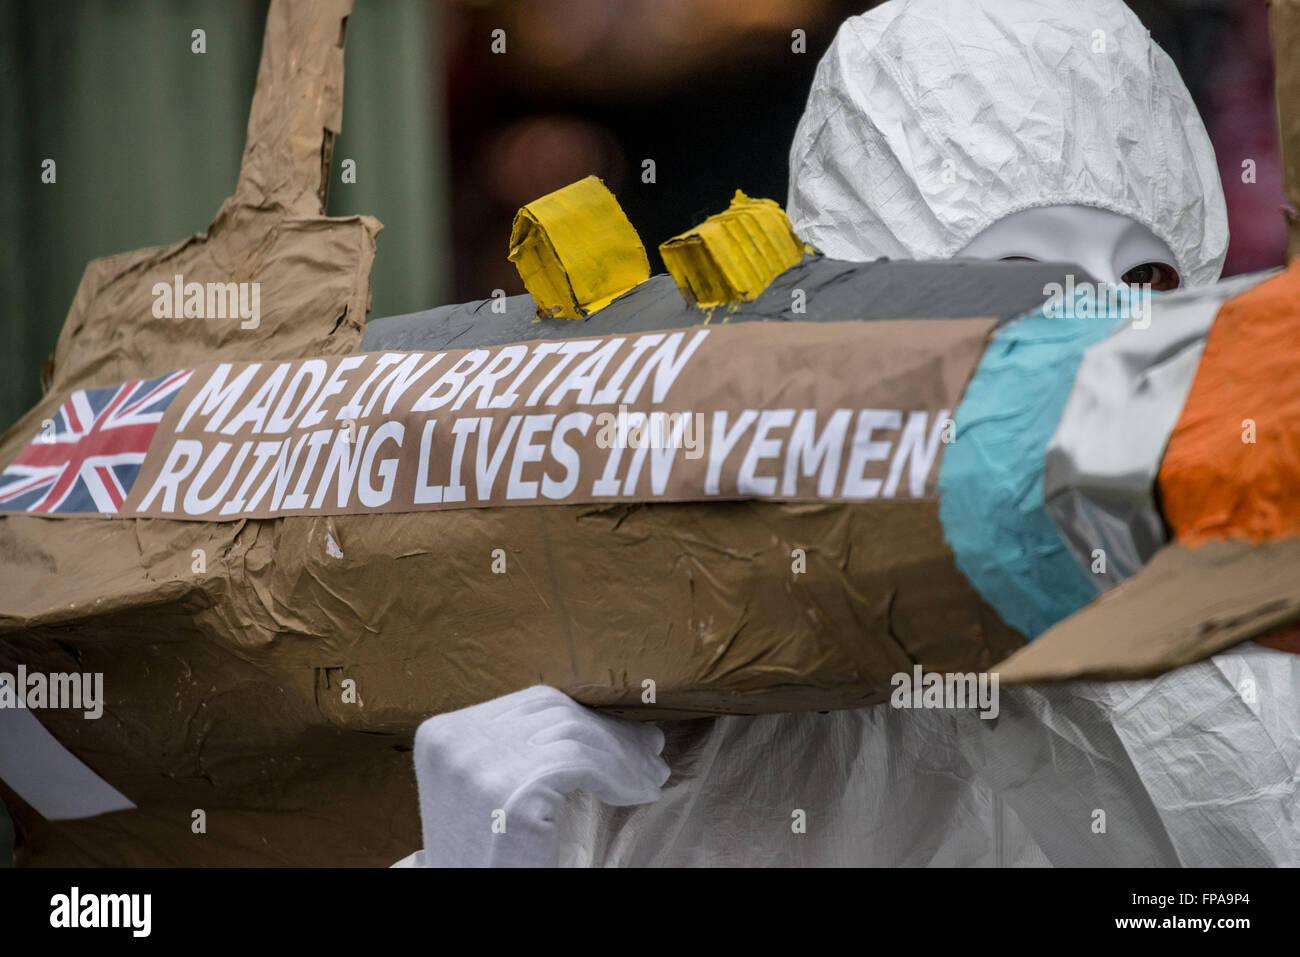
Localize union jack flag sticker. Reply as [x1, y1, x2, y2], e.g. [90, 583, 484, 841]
[0, 369, 193, 514]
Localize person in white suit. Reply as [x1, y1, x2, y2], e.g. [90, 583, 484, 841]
[400, 0, 1300, 869]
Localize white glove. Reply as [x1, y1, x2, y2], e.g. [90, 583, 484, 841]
[412, 685, 669, 867]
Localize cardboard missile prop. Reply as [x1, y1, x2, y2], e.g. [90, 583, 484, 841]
[3, 0, 1300, 867]
[4, 188, 1299, 870]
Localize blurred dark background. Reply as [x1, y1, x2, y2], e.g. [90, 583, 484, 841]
[0, 0, 1288, 865]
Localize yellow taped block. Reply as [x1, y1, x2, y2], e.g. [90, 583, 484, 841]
[508, 176, 650, 319]
[659, 191, 807, 307]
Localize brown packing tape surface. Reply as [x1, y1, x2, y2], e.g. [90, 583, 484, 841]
[1, 318, 1013, 712]
[0, 309, 1023, 865]
[0, 491, 1024, 864]
[996, 538, 1300, 685]
[1273, 0, 1300, 258]
[0, 612, 417, 866]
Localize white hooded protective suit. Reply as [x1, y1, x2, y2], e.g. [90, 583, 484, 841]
[550, 0, 1298, 866]
[786, 0, 1229, 287]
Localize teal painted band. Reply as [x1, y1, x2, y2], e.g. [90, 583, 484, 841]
[937, 293, 1130, 639]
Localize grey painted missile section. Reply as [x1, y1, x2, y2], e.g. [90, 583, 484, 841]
[360, 256, 1088, 352]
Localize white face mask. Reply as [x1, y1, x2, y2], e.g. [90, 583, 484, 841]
[955, 205, 1182, 289]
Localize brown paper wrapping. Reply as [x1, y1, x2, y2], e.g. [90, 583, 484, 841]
[0, 312, 1023, 862]
[0, 0, 390, 865]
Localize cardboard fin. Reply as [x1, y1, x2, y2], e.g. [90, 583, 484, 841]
[660, 190, 808, 306]
[226, 0, 353, 219]
[996, 538, 1300, 685]
[507, 176, 650, 319]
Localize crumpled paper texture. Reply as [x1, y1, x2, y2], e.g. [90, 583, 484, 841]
[786, 0, 1229, 287]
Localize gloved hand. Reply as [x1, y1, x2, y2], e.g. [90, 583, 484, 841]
[412, 685, 670, 867]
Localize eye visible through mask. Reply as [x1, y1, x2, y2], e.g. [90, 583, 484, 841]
[1120, 261, 1180, 291]
[999, 256, 1182, 291]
